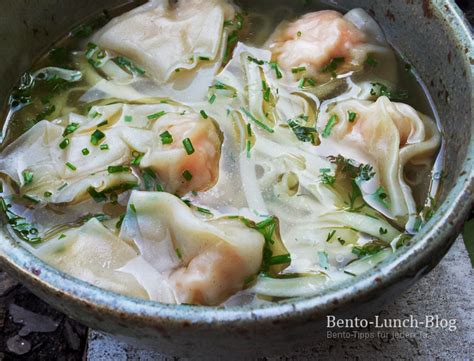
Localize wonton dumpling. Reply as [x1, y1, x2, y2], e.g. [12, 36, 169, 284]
[35, 219, 148, 299]
[140, 112, 223, 195]
[318, 96, 441, 227]
[0, 103, 223, 203]
[267, 10, 367, 81]
[119, 191, 265, 305]
[94, 0, 236, 84]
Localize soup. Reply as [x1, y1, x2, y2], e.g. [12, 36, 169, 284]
[0, 0, 443, 306]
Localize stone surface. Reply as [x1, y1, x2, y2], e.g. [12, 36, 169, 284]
[87, 237, 473, 360]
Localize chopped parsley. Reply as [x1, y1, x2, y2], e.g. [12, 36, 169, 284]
[320, 168, 336, 185]
[365, 55, 378, 67]
[321, 57, 345, 77]
[0, 198, 42, 243]
[370, 82, 409, 101]
[373, 186, 390, 208]
[288, 117, 317, 144]
[352, 240, 388, 258]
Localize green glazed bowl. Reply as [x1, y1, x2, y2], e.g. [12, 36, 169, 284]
[0, 0, 472, 359]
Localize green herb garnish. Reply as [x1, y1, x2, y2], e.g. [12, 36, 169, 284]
[322, 114, 338, 138]
[182, 138, 195, 155]
[90, 129, 105, 145]
[147, 111, 166, 120]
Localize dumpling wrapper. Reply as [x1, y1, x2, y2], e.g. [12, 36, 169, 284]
[34, 218, 149, 299]
[119, 191, 265, 305]
[0, 102, 222, 203]
[94, 0, 236, 84]
[318, 96, 441, 228]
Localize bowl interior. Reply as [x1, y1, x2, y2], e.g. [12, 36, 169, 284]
[0, 0, 472, 323]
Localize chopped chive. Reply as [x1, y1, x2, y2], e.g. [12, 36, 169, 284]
[241, 108, 274, 133]
[321, 57, 345, 77]
[22, 194, 40, 204]
[156, 184, 164, 192]
[124, 115, 133, 122]
[348, 111, 357, 123]
[91, 111, 102, 118]
[337, 237, 346, 245]
[269, 254, 291, 265]
[59, 138, 70, 149]
[199, 56, 210, 61]
[200, 110, 208, 119]
[65, 162, 77, 171]
[322, 114, 338, 138]
[270, 61, 283, 79]
[131, 152, 144, 166]
[130, 203, 137, 213]
[291, 66, 306, 74]
[196, 207, 213, 216]
[90, 129, 105, 145]
[44, 191, 52, 198]
[108, 165, 130, 174]
[209, 94, 217, 104]
[175, 248, 182, 259]
[22, 170, 34, 185]
[246, 140, 251, 158]
[160, 131, 173, 145]
[147, 111, 166, 120]
[100, 144, 109, 150]
[297, 31, 302, 37]
[62, 122, 79, 137]
[318, 251, 329, 270]
[247, 123, 252, 137]
[325, 230, 336, 242]
[182, 170, 193, 181]
[57, 183, 68, 191]
[182, 138, 195, 155]
[247, 56, 265, 65]
[379, 227, 388, 235]
[263, 86, 271, 102]
[58, 234, 66, 240]
[115, 214, 125, 229]
[344, 270, 357, 277]
[97, 119, 108, 127]
[82, 148, 90, 156]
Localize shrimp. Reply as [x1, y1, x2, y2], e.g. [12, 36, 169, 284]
[141, 113, 223, 195]
[267, 10, 367, 81]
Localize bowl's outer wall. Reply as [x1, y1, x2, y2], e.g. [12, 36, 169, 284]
[0, 0, 472, 359]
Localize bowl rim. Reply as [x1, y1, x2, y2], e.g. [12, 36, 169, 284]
[0, 0, 472, 327]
